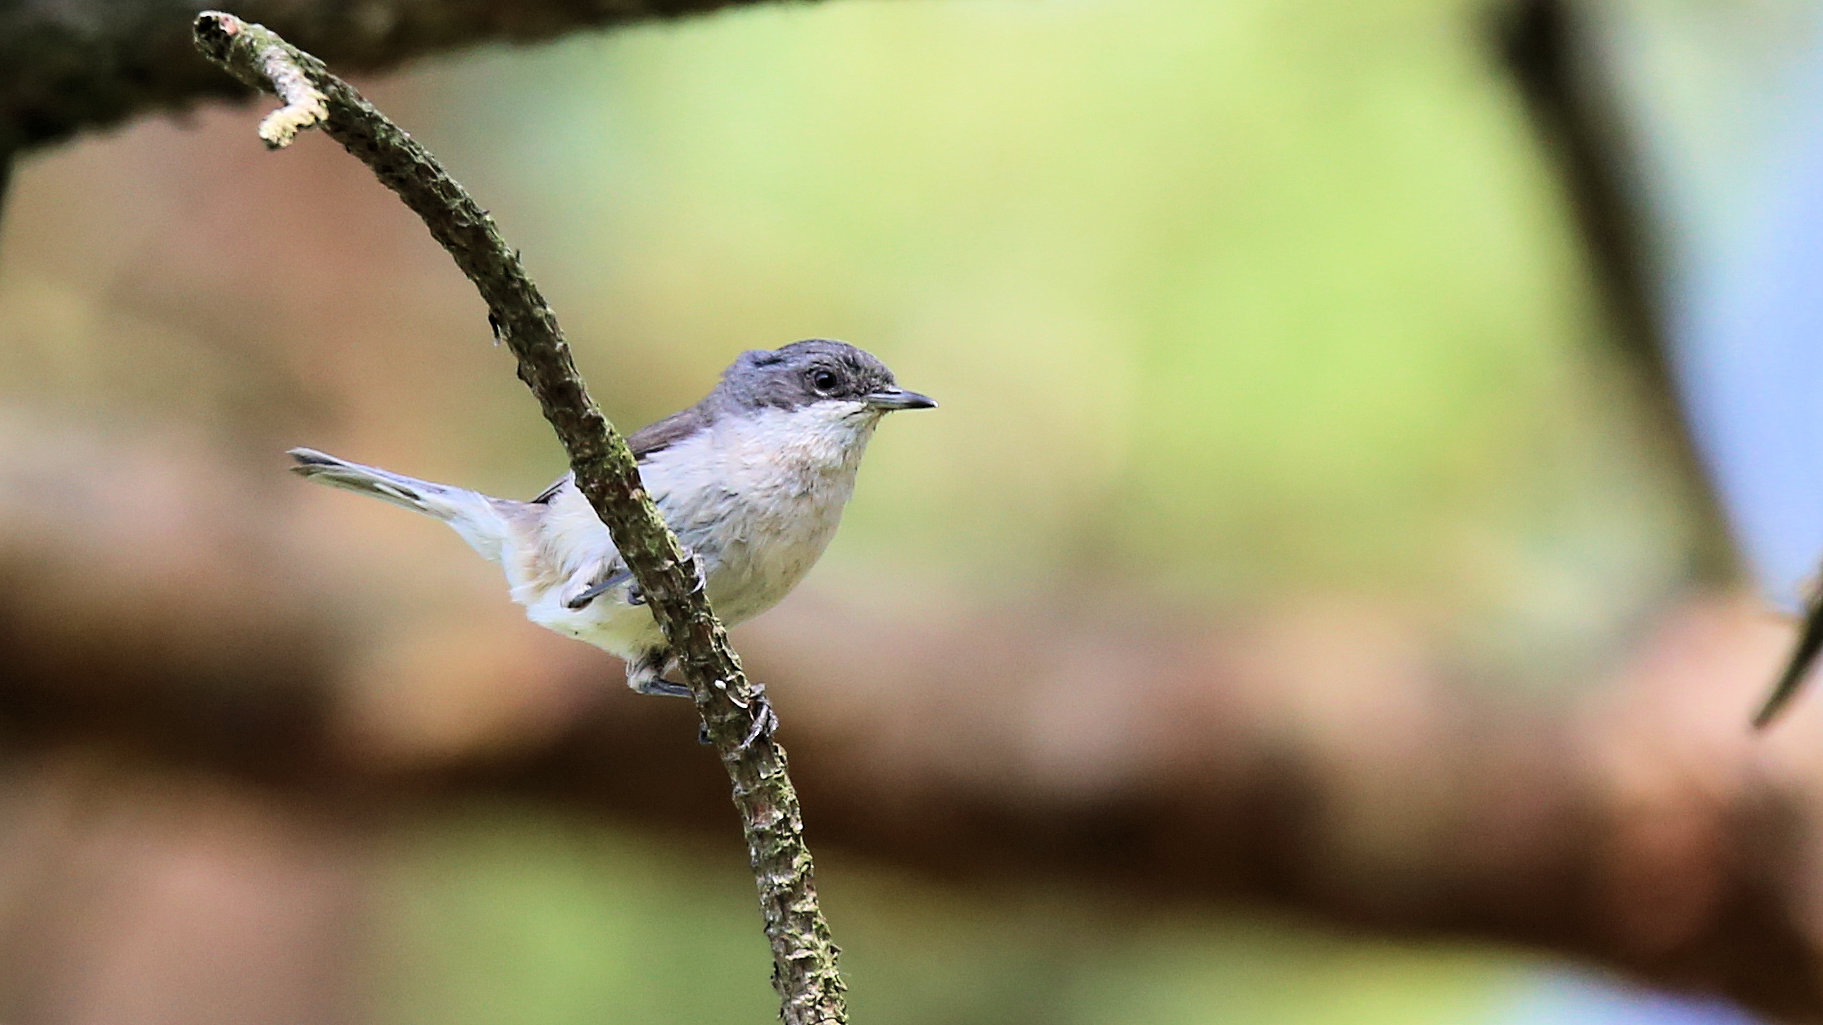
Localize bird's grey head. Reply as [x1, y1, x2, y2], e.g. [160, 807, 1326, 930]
[714, 339, 936, 416]
[627, 340, 933, 462]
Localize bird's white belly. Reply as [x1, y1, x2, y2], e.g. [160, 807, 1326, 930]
[521, 579, 665, 655]
[703, 495, 847, 624]
[507, 405, 872, 657]
[517, 504, 844, 656]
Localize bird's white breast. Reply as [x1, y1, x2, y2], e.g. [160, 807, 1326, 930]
[504, 402, 880, 657]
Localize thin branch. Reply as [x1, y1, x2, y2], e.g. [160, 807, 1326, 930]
[1494, 0, 1740, 585]
[0, 148, 12, 229]
[191, 12, 845, 1022]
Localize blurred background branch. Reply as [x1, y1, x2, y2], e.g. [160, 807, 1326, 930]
[0, 434, 1813, 1019]
[1494, 0, 1738, 586]
[0, 0, 806, 155]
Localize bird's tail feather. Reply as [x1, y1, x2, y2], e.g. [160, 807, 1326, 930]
[288, 447, 514, 562]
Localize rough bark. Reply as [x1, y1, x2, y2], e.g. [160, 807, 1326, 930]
[0, 0, 810, 154]
[0, 148, 12, 222]
[191, 13, 844, 1022]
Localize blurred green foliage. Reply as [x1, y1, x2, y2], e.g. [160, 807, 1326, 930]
[380, 0, 1692, 674]
[381, 803, 1518, 1025]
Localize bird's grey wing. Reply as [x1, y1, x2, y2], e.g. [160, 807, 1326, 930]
[528, 402, 708, 505]
[529, 474, 570, 505]
[628, 403, 711, 460]
[537, 402, 712, 608]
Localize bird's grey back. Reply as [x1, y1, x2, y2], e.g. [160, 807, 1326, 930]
[525, 408, 707, 506]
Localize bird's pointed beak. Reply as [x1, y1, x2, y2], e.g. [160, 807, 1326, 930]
[864, 387, 938, 411]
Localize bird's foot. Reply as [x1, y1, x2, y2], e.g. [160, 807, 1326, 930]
[636, 676, 692, 699]
[626, 648, 690, 698]
[696, 681, 777, 750]
[627, 658, 774, 749]
[566, 569, 632, 611]
[627, 553, 708, 607]
[573, 552, 704, 613]
[740, 689, 780, 750]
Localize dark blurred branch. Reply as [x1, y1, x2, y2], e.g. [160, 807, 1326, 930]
[0, 0, 813, 155]
[0, 148, 12, 225]
[474, 602, 1823, 1023]
[3, 537, 1818, 1018]
[192, 13, 845, 1022]
[1495, 0, 1739, 585]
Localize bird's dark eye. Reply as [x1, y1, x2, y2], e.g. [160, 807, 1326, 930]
[810, 368, 841, 394]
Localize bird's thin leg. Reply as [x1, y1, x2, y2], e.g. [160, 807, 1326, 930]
[681, 679, 779, 748]
[625, 649, 774, 747]
[627, 551, 709, 607]
[625, 648, 691, 698]
[566, 568, 632, 611]
[735, 681, 780, 750]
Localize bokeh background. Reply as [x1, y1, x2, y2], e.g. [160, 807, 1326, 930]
[4, 0, 1823, 1022]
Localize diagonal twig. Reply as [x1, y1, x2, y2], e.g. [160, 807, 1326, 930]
[0, 148, 13, 229]
[191, 12, 846, 1022]
[1494, 0, 1739, 586]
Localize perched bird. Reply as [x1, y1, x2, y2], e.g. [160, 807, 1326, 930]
[290, 339, 935, 726]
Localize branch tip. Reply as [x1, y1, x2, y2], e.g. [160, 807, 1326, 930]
[191, 11, 328, 149]
[191, 11, 242, 58]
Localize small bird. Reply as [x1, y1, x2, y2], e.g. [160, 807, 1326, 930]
[290, 339, 935, 728]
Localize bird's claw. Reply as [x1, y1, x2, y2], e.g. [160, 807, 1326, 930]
[639, 676, 692, 699]
[695, 682, 778, 751]
[742, 694, 780, 750]
[567, 569, 632, 611]
[624, 553, 707, 608]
